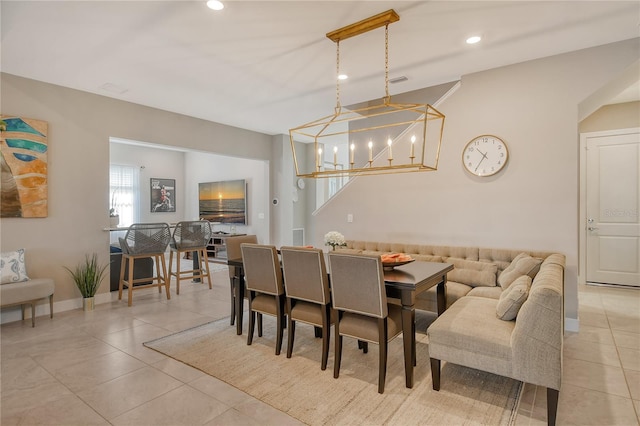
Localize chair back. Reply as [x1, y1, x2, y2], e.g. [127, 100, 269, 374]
[226, 235, 258, 278]
[241, 243, 283, 296]
[328, 252, 387, 318]
[280, 246, 330, 305]
[119, 223, 171, 255]
[171, 221, 212, 250]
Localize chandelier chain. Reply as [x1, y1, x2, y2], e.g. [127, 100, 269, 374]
[385, 24, 389, 101]
[336, 40, 341, 109]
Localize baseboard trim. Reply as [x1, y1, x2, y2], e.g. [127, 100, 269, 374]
[565, 317, 579, 332]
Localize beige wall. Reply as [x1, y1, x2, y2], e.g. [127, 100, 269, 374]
[312, 38, 640, 326]
[580, 101, 640, 133]
[0, 73, 273, 316]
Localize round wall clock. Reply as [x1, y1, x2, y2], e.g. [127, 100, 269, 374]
[462, 135, 509, 177]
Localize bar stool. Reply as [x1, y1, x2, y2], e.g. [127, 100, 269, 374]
[168, 220, 213, 294]
[118, 223, 171, 306]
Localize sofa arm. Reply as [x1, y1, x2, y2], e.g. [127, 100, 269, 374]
[511, 261, 564, 390]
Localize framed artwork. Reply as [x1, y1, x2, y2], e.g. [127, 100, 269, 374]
[150, 178, 176, 212]
[0, 116, 49, 218]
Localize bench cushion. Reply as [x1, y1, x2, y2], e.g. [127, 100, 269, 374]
[0, 278, 55, 306]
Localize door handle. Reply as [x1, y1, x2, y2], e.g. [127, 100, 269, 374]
[588, 227, 599, 231]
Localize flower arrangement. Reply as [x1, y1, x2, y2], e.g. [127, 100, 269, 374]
[324, 231, 347, 251]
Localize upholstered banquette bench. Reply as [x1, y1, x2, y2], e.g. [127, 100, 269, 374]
[1, 249, 55, 327]
[336, 240, 565, 425]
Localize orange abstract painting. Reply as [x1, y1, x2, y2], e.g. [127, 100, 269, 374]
[0, 115, 48, 218]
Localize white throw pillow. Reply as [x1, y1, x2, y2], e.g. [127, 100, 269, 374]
[498, 253, 542, 289]
[496, 275, 531, 321]
[0, 249, 30, 285]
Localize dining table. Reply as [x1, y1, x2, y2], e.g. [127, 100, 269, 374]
[226, 256, 453, 389]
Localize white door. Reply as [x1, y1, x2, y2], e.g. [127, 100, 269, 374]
[586, 129, 640, 287]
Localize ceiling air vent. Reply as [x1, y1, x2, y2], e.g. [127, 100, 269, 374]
[389, 76, 408, 84]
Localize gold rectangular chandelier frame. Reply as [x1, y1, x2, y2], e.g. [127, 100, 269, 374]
[289, 9, 445, 179]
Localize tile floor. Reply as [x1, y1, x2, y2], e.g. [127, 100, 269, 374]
[1, 263, 639, 425]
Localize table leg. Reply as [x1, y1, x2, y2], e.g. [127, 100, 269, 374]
[235, 269, 244, 335]
[436, 280, 446, 316]
[401, 304, 416, 388]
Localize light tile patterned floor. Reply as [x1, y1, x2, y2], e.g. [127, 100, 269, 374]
[1, 265, 639, 425]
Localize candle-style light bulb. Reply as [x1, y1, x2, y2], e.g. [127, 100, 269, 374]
[387, 138, 393, 160]
[317, 147, 323, 170]
[368, 141, 373, 162]
[333, 146, 338, 166]
[410, 135, 416, 158]
[350, 143, 355, 164]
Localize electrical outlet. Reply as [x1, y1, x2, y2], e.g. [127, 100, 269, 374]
[347, 214, 353, 223]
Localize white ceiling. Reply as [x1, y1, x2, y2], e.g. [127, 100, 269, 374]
[2, 1, 639, 136]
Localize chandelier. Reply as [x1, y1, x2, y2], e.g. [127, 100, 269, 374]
[289, 9, 445, 179]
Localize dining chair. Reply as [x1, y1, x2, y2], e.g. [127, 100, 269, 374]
[168, 221, 213, 295]
[225, 234, 257, 326]
[118, 222, 171, 306]
[328, 252, 404, 394]
[280, 246, 333, 370]
[241, 243, 286, 355]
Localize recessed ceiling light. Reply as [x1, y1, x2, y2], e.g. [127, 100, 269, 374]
[466, 36, 482, 44]
[338, 74, 348, 80]
[206, 1, 224, 11]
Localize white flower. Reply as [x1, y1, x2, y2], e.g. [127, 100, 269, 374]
[324, 231, 346, 248]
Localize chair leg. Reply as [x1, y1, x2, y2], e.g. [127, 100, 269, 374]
[230, 277, 237, 325]
[286, 299, 295, 358]
[127, 257, 135, 307]
[258, 313, 263, 337]
[334, 319, 342, 379]
[378, 318, 388, 394]
[31, 303, 36, 327]
[159, 254, 170, 300]
[168, 250, 174, 293]
[247, 294, 255, 346]
[547, 388, 559, 426]
[202, 249, 212, 289]
[275, 295, 285, 355]
[118, 255, 126, 300]
[174, 251, 180, 295]
[49, 295, 54, 318]
[430, 358, 441, 391]
[321, 305, 330, 370]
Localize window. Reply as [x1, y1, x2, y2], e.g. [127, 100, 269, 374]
[110, 164, 139, 227]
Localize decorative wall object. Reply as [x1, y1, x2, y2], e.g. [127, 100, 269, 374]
[198, 179, 247, 224]
[150, 178, 176, 212]
[0, 115, 49, 218]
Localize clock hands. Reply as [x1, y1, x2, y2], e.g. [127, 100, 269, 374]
[475, 149, 488, 172]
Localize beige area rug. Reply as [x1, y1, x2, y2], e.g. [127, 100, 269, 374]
[144, 315, 522, 425]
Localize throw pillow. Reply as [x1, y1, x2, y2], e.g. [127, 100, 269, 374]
[498, 253, 542, 289]
[0, 249, 30, 285]
[496, 275, 532, 321]
[446, 258, 498, 287]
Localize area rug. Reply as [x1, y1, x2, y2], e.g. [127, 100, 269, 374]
[144, 315, 522, 425]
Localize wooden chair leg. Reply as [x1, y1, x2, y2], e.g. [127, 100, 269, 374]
[430, 358, 441, 391]
[378, 318, 388, 394]
[159, 254, 170, 300]
[547, 388, 559, 426]
[334, 322, 342, 379]
[202, 249, 212, 289]
[286, 299, 295, 358]
[118, 255, 126, 300]
[168, 250, 174, 293]
[174, 251, 181, 295]
[320, 305, 330, 370]
[229, 277, 236, 325]
[258, 313, 263, 337]
[247, 295, 255, 345]
[127, 257, 135, 307]
[275, 295, 285, 355]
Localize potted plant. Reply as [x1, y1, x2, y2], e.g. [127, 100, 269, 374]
[64, 253, 109, 311]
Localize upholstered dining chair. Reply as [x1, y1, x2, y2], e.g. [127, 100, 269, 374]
[118, 222, 171, 306]
[241, 243, 286, 355]
[328, 252, 404, 394]
[225, 234, 257, 326]
[280, 246, 333, 370]
[168, 220, 213, 295]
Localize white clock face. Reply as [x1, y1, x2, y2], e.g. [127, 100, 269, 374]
[462, 135, 509, 177]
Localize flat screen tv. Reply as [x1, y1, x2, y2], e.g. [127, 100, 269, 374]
[198, 179, 247, 224]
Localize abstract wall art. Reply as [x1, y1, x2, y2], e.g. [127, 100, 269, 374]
[0, 116, 49, 218]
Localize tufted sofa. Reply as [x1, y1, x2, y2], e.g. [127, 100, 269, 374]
[336, 240, 565, 426]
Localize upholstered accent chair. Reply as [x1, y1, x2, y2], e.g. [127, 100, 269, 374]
[280, 246, 333, 370]
[328, 252, 403, 393]
[168, 221, 213, 294]
[118, 223, 171, 306]
[241, 243, 286, 355]
[225, 234, 257, 326]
